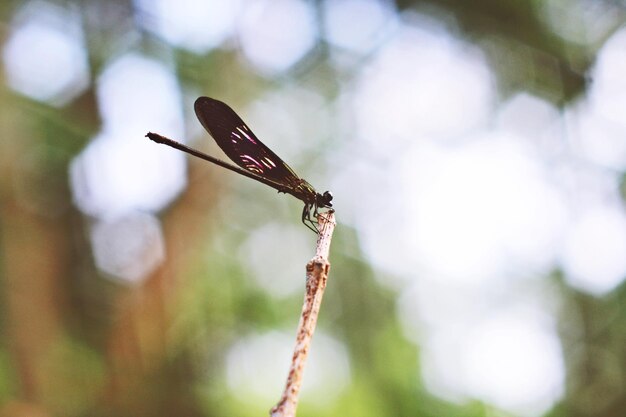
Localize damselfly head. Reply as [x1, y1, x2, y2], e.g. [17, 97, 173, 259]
[318, 191, 333, 208]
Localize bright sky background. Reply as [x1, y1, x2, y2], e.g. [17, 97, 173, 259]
[4, 0, 626, 416]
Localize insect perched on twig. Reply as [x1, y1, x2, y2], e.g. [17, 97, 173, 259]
[147, 97, 333, 233]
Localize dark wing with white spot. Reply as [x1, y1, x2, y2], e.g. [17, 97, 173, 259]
[194, 97, 301, 186]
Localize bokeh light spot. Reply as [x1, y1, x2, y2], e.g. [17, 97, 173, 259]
[2, 1, 89, 105]
[134, 0, 241, 53]
[225, 331, 350, 405]
[70, 131, 186, 218]
[561, 204, 626, 295]
[323, 0, 397, 54]
[419, 305, 564, 416]
[353, 19, 494, 151]
[96, 53, 184, 134]
[90, 212, 165, 283]
[239, 223, 312, 298]
[463, 308, 565, 416]
[238, 0, 317, 75]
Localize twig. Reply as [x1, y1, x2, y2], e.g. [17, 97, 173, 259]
[270, 210, 336, 417]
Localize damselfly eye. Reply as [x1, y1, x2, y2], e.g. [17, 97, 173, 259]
[321, 191, 333, 206]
